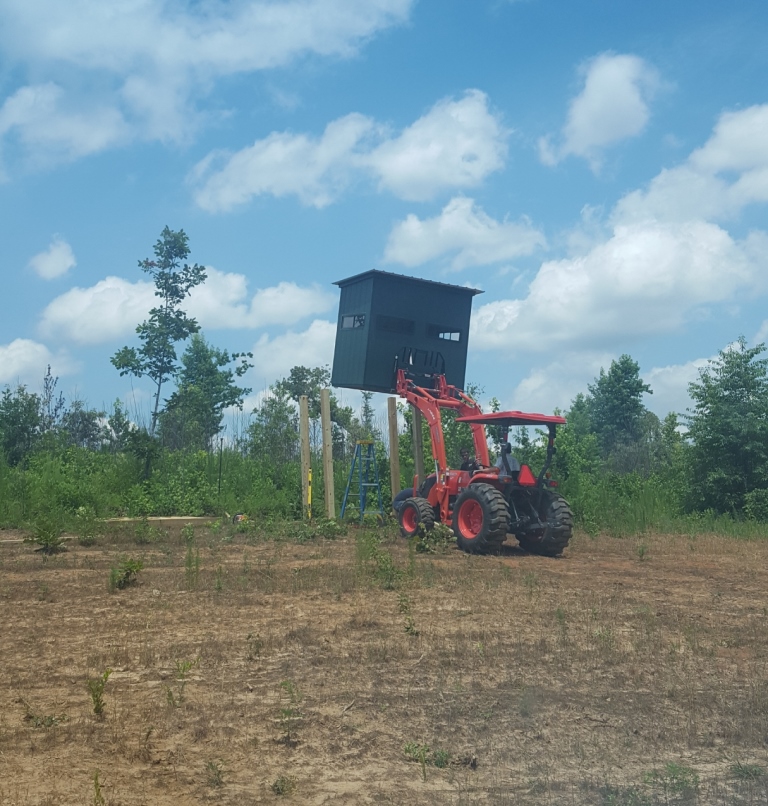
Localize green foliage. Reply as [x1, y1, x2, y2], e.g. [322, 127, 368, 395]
[271, 775, 296, 795]
[111, 227, 207, 436]
[0, 384, 42, 466]
[413, 521, 453, 553]
[643, 762, 699, 797]
[205, 760, 224, 788]
[587, 354, 653, 458]
[87, 669, 112, 716]
[403, 743, 450, 779]
[28, 511, 66, 554]
[92, 770, 106, 806]
[686, 337, 768, 516]
[277, 679, 303, 744]
[109, 557, 144, 591]
[159, 333, 252, 450]
[165, 658, 198, 707]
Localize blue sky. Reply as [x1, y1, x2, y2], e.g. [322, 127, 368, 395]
[2, 0, 768, 423]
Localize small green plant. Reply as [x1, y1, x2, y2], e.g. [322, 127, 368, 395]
[316, 518, 346, 539]
[277, 679, 303, 745]
[398, 592, 419, 636]
[271, 775, 296, 795]
[403, 742, 450, 780]
[92, 770, 106, 805]
[75, 506, 101, 547]
[414, 522, 453, 553]
[637, 543, 648, 561]
[134, 517, 153, 545]
[522, 571, 539, 598]
[205, 760, 224, 787]
[644, 762, 699, 797]
[165, 657, 199, 707]
[214, 564, 224, 592]
[18, 697, 67, 728]
[184, 539, 200, 590]
[246, 632, 264, 661]
[730, 761, 764, 780]
[87, 669, 112, 717]
[108, 557, 143, 591]
[28, 513, 66, 555]
[555, 606, 568, 643]
[181, 522, 195, 543]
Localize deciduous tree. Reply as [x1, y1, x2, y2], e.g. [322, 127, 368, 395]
[111, 227, 206, 436]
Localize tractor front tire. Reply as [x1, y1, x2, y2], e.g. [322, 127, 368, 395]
[517, 493, 573, 557]
[398, 497, 435, 539]
[453, 483, 508, 554]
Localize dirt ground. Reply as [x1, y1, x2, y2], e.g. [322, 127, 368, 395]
[1, 521, 768, 805]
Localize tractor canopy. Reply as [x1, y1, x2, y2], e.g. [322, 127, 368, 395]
[456, 411, 566, 428]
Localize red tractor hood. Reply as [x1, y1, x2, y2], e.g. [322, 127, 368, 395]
[456, 411, 567, 427]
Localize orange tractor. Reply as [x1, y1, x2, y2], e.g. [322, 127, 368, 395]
[395, 369, 573, 556]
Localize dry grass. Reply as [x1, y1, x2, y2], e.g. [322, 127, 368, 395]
[1, 521, 767, 805]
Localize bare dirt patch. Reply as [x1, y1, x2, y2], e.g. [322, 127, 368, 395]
[1, 523, 767, 804]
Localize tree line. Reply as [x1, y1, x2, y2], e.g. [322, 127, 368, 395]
[1, 227, 767, 533]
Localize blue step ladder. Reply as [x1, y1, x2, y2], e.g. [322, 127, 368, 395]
[340, 440, 385, 522]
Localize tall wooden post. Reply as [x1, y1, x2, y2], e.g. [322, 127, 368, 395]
[299, 395, 311, 519]
[388, 397, 400, 501]
[320, 389, 335, 519]
[412, 405, 425, 489]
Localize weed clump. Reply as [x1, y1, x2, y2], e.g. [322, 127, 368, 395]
[108, 557, 143, 591]
[87, 669, 112, 717]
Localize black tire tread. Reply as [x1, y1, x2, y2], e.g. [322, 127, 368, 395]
[398, 496, 435, 538]
[453, 483, 509, 554]
[517, 494, 573, 556]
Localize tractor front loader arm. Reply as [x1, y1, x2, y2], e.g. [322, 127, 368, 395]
[395, 370, 490, 477]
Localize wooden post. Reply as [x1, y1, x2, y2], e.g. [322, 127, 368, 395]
[412, 405, 425, 490]
[320, 389, 335, 519]
[299, 395, 311, 519]
[387, 397, 400, 501]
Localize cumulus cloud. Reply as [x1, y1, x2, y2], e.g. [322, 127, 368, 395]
[39, 271, 334, 344]
[27, 235, 77, 279]
[366, 90, 508, 201]
[0, 0, 413, 167]
[191, 114, 376, 210]
[250, 319, 336, 382]
[538, 53, 660, 170]
[471, 220, 766, 353]
[384, 196, 545, 270]
[192, 90, 507, 211]
[0, 338, 77, 386]
[615, 104, 768, 224]
[39, 277, 156, 344]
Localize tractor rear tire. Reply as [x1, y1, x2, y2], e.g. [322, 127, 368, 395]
[453, 483, 509, 554]
[517, 493, 573, 557]
[398, 497, 435, 539]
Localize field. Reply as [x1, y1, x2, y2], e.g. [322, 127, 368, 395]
[1, 521, 768, 805]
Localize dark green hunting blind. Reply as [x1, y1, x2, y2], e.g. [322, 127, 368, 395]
[331, 270, 482, 394]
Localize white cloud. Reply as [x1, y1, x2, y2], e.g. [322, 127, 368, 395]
[471, 220, 765, 353]
[250, 319, 336, 382]
[0, 338, 77, 387]
[506, 352, 613, 414]
[643, 356, 712, 418]
[366, 90, 508, 201]
[27, 235, 77, 279]
[192, 90, 507, 211]
[39, 277, 156, 344]
[0, 0, 413, 168]
[615, 104, 768, 224]
[188, 270, 335, 328]
[0, 83, 129, 167]
[192, 114, 376, 210]
[39, 271, 334, 344]
[384, 196, 545, 270]
[538, 53, 660, 170]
